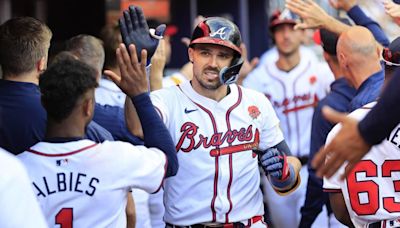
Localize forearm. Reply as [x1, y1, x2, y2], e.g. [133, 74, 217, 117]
[329, 193, 355, 227]
[149, 69, 163, 91]
[131, 93, 178, 177]
[124, 97, 144, 139]
[347, 5, 390, 47]
[323, 16, 351, 35]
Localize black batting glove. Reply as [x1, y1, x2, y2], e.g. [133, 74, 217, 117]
[119, 5, 166, 65]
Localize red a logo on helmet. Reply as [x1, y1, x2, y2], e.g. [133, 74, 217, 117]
[210, 27, 227, 40]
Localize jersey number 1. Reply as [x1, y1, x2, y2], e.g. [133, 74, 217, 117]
[56, 208, 73, 228]
[347, 160, 400, 215]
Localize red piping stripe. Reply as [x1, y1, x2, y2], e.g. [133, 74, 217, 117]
[153, 153, 168, 193]
[177, 85, 220, 221]
[27, 143, 98, 157]
[225, 86, 242, 223]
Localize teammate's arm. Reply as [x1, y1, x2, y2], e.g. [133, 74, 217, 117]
[329, 192, 355, 227]
[257, 140, 301, 195]
[105, 43, 178, 177]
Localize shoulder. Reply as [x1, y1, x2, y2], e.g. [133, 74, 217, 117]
[151, 84, 180, 97]
[1, 148, 27, 177]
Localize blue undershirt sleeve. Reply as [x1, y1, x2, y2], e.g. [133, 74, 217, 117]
[347, 5, 390, 47]
[131, 92, 178, 177]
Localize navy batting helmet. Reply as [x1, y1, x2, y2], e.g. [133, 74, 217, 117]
[190, 17, 243, 85]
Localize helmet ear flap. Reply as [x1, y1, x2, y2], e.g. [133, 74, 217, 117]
[219, 58, 244, 85]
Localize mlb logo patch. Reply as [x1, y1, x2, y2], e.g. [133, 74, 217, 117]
[56, 158, 69, 166]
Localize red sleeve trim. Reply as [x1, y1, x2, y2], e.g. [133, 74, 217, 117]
[152, 152, 168, 194]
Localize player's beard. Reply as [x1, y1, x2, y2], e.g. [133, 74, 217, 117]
[198, 67, 222, 90]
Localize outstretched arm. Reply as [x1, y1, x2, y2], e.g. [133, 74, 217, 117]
[105, 43, 178, 177]
[286, 0, 350, 34]
[329, 0, 389, 46]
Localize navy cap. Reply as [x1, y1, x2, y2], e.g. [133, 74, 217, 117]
[382, 36, 400, 66]
[314, 18, 351, 56]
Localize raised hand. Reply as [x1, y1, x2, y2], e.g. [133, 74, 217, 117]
[119, 6, 165, 64]
[328, 0, 357, 12]
[104, 43, 148, 97]
[286, 0, 331, 29]
[149, 40, 167, 91]
[312, 106, 371, 179]
[384, 0, 400, 25]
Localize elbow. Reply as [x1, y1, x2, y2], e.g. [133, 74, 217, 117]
[166, 155, 179, 177]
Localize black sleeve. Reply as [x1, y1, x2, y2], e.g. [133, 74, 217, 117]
[359, 68, 400, 145]
[131, 92, 178, 177]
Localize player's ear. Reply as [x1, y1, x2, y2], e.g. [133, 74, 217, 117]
[188, 47, 194, 63]
[82, 93, 95, 119]
[37, 56, 47, 73]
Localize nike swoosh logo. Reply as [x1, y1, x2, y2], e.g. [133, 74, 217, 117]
[184, 108, 198, 114]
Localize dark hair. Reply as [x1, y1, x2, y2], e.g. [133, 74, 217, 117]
[99, 24, 121, 69]
[0, 17, 52, 76]
[39, 55, 98, 122]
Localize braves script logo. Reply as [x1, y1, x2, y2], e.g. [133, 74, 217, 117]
[210, 27, 227, 40]
[176, 122, 259, 156]
[265, 93, 318, 114]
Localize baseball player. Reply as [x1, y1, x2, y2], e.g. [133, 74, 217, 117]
[0, 147, 47, 228]
[242, 9, 333, 228]
[0, 17, 113, 156]
[323, 101, 400, 228]
[18, 53, 178, 227]
[119, 6, 302, 227]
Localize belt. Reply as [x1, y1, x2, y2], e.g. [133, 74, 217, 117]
[166, 215, 263, 228]
[368, 219, 400, 228]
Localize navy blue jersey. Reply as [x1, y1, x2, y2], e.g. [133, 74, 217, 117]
[348, 70, 384, 112]
[0, 80, 112, 155]
[360, 68, 400, 145]
[300, 78, 356, 227]
[94, 103, 143, 145]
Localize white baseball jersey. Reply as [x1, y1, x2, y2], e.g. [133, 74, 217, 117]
[95, 77, 126, 108]
[18, 139, 166, 228]
[95, 77, 153, 228]
[162, 71, 189, 88]
[151, 80, 284, 225]
[324, 102, 400, 228]
[0, 148, 48, 228]
[243, 47, 333, 157]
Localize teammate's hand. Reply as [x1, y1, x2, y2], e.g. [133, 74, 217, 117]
[384, 0, 400, 25]
[329, 0, 357, 12]
[104, 43, 148, 97]
[286, 0, 331, 30]
[119, 5, 165, 64]
[149, 40, 167, 91]
[312, 106, 372, 179]
[259, 148, 290, 180]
